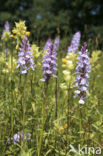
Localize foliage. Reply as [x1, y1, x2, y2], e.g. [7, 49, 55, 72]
[0, 20, 103, 156]
[0, 0, 103, 46]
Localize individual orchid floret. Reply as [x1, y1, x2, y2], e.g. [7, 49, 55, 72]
[74, 42, 91, 104]
[17, 36, 34, 74]
[67, 31, 81, 53]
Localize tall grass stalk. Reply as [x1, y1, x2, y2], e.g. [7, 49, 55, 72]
[79, 104, 84, 146]
[66, 87, 71, 154]
[22, 74, 27, 147]
[55, 75, 58, 118]
[38, 81, 48, 156]
[10, 48, 14, 136]
[54, 75, 58, 155]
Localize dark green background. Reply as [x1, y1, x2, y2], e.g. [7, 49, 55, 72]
[0, 0, 103, 48]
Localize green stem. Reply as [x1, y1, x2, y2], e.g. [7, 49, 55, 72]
[66, 87, 71, 154]
[10, 49, 14, 136]
[79, 105, 83, 142]
[38, 81, 48, 156]
[55, 76, 58, 118]
[54, 76, 58, 155]
[22, 74, 27, 147]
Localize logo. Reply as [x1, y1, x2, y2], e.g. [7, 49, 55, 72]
[69, 144, 102, 155]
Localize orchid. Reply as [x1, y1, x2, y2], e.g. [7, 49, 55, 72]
[74, 42, 91, 104]
[41, 38, 58, 82]
[67, 31, 81, 53]
[17, 36, 34, 74]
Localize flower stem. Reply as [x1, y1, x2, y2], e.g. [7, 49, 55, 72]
[38, 81, 48, 156]
[22, 74, 27, 147]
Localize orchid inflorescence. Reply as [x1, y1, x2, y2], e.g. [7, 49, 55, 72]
[1, 21, 11, 41]
[67, 31, 81, 53]
[41, 37, 59, 82]
[74, 42, 91, 104]
[17, 36, 34, 74]
[8, 131, 31, 144]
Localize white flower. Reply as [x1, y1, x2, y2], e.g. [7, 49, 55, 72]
[79, 99, 85, 104]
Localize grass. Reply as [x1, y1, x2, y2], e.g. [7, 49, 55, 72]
[0, 34, 103, 156]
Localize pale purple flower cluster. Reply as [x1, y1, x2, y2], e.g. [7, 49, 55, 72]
[8, 132, 31, 144]
[74, 42, 91, 104]
[41, 39, 58, 82]
[5, 48, 8, 56]
[2, 22, 10, 55]
[67, 31, 81, 53]
[53, 37, 60, 51]
[2, 21, 10, 38]
[17, 36, 34, 74]
[4, 21, 10, 31]
[44, 38, 52, 50]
